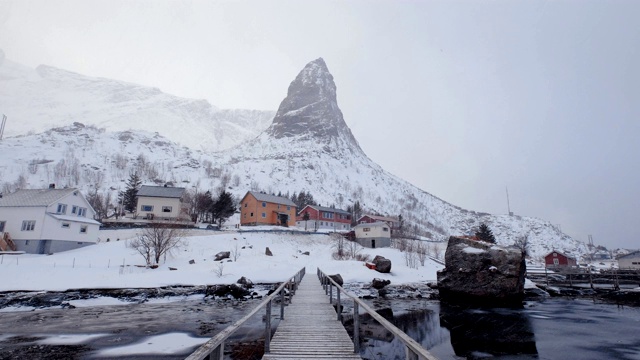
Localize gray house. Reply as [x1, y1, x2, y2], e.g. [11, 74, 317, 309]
[618, 251, 640, 269]
[353, 222, 391, 248]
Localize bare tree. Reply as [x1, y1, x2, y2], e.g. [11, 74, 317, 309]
[416, 241, 427, 266]
[331, 232, 346, 260]
[129, 224, 185, 266]
[213, 262, 224, 278]
[514, 235, 530, 257]
[231, 242, 241, 262]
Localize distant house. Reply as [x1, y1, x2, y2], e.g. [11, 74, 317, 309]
[354, 222, 391, 248]
[296, 205, 351, 231]
[136, 185, 186, 220]
[358, 214, 400, 235]
[240, 191, 297, 227]
[0, 187, 100, 254]
[618, 251, 640, 269]
[544, 251, 577, 267]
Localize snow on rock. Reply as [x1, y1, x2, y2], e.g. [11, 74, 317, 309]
[463, 246, 486, 254]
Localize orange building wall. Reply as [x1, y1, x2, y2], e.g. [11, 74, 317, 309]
[240, 193, 296, 227]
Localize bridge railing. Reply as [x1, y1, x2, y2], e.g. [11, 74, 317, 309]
[186, 267, 306, 360]
[317, 268, 438, 360]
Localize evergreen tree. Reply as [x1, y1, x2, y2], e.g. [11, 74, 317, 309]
[119, 173, 141, 213]
[351, 201, 362, 226]
[302, 212, 310, 231]
[475, 223, 496, 243]
[211, 191, 236, 227]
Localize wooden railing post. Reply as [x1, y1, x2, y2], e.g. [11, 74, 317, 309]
[353, 301, 360, 354]
[406, 347, 419, 360]
[329, 283, 333, 303]
[336, 288, 341, 321]
[208, 343, 223, 360]
[265, 300, 272, 354]
[280, 288, 285, 320]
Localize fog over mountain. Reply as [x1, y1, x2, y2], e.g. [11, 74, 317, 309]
[0, 55, 589, 259]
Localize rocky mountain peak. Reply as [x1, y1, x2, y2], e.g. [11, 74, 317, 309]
[266, 58, 361, 150]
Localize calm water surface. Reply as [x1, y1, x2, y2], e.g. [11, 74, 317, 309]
[359, 298, 640, 360]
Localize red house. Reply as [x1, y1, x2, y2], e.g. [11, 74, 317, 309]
[296, 205, 351, 231]
[544, 251, 577, 267]
[357, 214, 400, 234]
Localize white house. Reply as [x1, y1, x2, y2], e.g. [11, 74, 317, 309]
[353, 221, 391, 248]
[618, 251, 640, 269]
[136, 185, 186, 220]
[0, 188, 100, 254]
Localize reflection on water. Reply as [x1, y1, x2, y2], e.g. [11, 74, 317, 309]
[439, 304, 538, 358]
[357, 299, 640, 360]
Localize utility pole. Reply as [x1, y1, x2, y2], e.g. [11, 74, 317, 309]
[0, 114, 7, 141]
[506, 186, 513, 216]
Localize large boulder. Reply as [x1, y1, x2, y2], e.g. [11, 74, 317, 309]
[237, 276, 253, 289]
[265, 247, 273, 256]
[214, 251, 230, 261]
[437, 236, 526, 306]
[328, 274, 343, 286]
[372, 255, 392, 273]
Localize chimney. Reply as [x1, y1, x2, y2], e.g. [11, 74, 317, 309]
[49, 183, 56, 189]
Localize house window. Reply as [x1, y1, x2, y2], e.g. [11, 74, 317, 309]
[162, 206, 172, 213]
[287, 206, 291, 211]
[553, 253, 557, 257]
[323, 212, 333, 219]
[244, 203, 247, 208]
[383, 227, 389, 232]
[244, 213, 246, 218]
[61, 223, 70, 229]
[261, 212, 266, 218]
[553, 258, 559, 265]
[80, 225, 88, 234]
[57, 203, 67, 214]
[78, 208, 87, 217]
[141, 205, 153, 212]
[0, 221, 5, 232]
[71, 206, 78, 214]
[363, 227, 370, 232]
[250, 212, 254, 217]
[77, 242, 83, 245]
[262, 202, 266, 207]
[21, 220, 36, 231]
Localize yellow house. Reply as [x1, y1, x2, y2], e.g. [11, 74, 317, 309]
[240, 191, 297, 227]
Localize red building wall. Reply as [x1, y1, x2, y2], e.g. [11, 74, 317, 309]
[545, 252, 577, 267]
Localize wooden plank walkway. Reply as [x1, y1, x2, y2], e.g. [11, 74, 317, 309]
[262, 274, 361, 360]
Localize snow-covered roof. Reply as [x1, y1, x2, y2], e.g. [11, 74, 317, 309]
[544, 250, 575, 260]
[300, 204, 349, 215]
[137, 185, 185, 199]
[618, 250, 640, 259]
[244, 191, 296, 207]
[0, 188, 79, 207]
[359, 214, 399, 223]
[354, 221, 389, 229]
[47, 213, 101, 225]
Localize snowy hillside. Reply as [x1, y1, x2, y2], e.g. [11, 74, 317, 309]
[0, 56, 589, 260]
[0, 52, 274, 152]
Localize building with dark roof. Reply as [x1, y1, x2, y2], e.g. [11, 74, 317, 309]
[136, 185, 186, 220]
[240, 191, 296, 227]
[296, 204, 351, 231]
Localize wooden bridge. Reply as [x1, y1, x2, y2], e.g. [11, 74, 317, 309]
[262, 274, 361, 359]
[187, 267, 437, 360]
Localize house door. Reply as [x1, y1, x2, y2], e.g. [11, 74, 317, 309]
[371, 239, 376, 248]
[37, 240, 47, 254]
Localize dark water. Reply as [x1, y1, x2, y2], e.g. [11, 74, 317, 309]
[358, 298, 640, 360]
[1, 297, 640, 359]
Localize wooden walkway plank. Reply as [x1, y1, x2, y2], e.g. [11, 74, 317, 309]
[262, 275, 361, 360]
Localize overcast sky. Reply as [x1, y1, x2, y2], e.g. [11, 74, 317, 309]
[1, 0, 638, 249]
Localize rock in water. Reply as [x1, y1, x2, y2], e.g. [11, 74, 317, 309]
[328, 274, 343, 286]
[265, 247, 273, 256]
[371, 278, 391, 289]
[437, 236, 526, 306]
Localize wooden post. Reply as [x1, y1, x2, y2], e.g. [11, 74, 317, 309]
[280, 288, 285, 320]
[406, 347, 419, 360]
[329, 283, 333, 303]
[589, 267, 594, 289]
[353, 301, 360, 353]
[265, 300, 272, 354]
[336, 288, 341, 321]
[208, 342, 223, 360]
[545, 266, 549, 287]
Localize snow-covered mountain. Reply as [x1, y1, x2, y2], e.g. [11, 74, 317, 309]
[0, 54, 589, 260]
[0, 50, 274, 152]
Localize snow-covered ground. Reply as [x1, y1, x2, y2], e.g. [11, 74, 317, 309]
[0, 229, 444, 292]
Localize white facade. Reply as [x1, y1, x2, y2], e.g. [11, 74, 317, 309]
[618, 251, 640, 269]
[137, 196, 183, 220]
[354, 222, 391, 248]
[0, 188, 100, 254]
[296, 220, 351, 231]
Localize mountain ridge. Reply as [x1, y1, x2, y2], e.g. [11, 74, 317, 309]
[0, 55, 589, 260]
